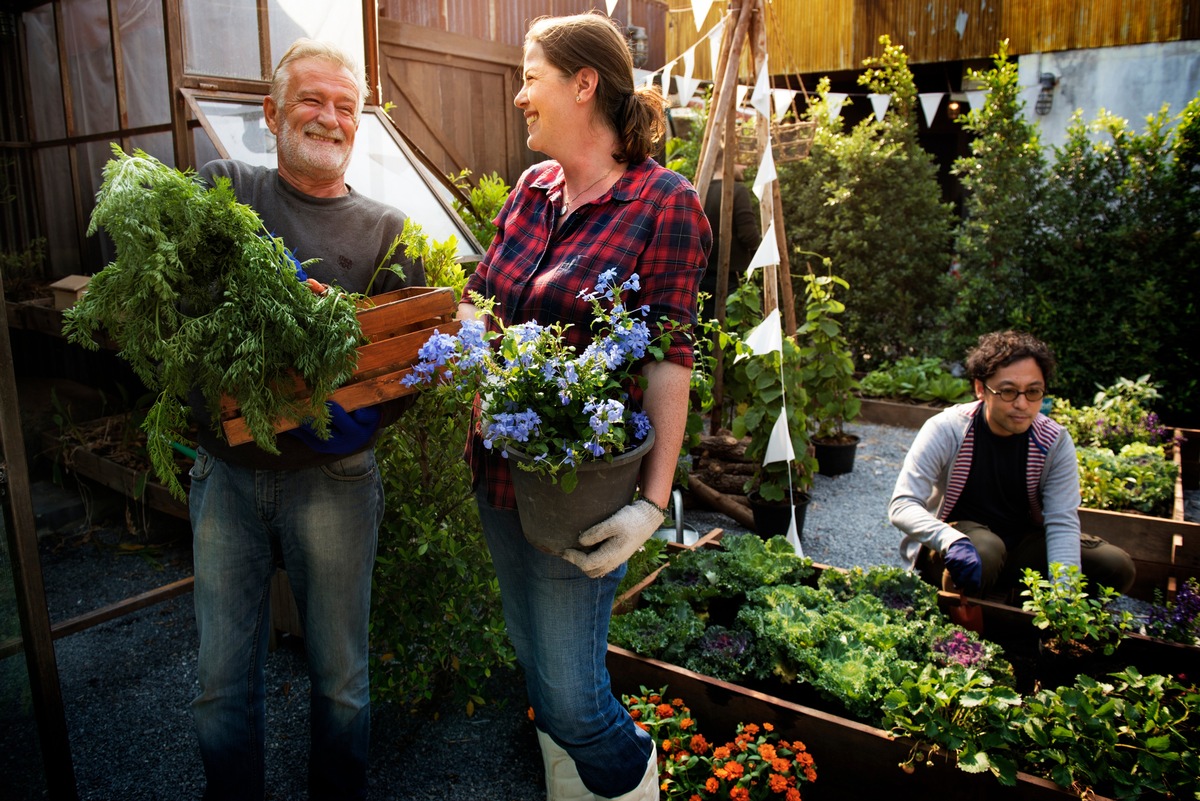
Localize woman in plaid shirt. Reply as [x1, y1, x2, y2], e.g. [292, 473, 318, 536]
[458, 12, 711, 800]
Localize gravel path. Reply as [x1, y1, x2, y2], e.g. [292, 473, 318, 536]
[4, 421, 1189, 799]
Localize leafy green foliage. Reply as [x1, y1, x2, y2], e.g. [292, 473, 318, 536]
[796, 268, 861, 439]
[1076, 442, 1178, 516]
[882, 665, 1024, 785]
[858, 356, 973, 404]
[777, 38, 955, 364]
[62, 147, 363, 498]
[1020, 564, 1134, 656]
[608, 602, 706, 665]
[447, 169, 511, 251]
[1051, 374, 1173, 451]
[1019, 669, 1200, 800]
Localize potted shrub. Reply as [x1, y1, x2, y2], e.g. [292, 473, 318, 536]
[796, 266, 862, 475]
[722, 284, 817, 539]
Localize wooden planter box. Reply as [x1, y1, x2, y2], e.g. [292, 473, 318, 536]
[606, 646, 1097, 801]
[219, 286, 459, 446]
[855, 396, 946, 429]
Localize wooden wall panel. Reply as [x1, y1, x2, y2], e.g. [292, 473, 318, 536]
[1002, 0, 1189, 53]
[854, 0, 1003, 66]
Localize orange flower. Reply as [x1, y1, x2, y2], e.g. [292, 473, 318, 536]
[688, 734, 710, 755]
[675, 750, 691, 763]
[793, 740, 807, 753]
[758, 743, 777, 761]
[713, 746, 732, 760]
[785, 789, 802, 801]
[725, 761, 745, 780]
[769, 774, 789, 792]
[804, 768, 817, 783]
[730, 788, 750, 801]
[635, 721, 649, 732]
[763, 722, 774, 732]
[648, 694, 661, 704]
[714, 767, 729, 780]
[705, 777, 720, 793]
[629, 709, 642, 720]
[796, 753, 814, 768]
[743, 723, 761, 736]
[680, 717, 695, 730]
[771, 758, 791, 773]
[656, 704, 675, 719]
[672, 697, 685, 707]
[662, 739, 673, 753]
[690, 796, 702, 801]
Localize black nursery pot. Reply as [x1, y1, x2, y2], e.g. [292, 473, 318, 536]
[749, 491, 811, 540]
[814, 434, 860, 476]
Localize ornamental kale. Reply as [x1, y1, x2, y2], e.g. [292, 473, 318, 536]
[608, 602, 705, 664]
[817, 564, 941, 621]
[682, 626, 765, 683]
[403, 270, 666, 492]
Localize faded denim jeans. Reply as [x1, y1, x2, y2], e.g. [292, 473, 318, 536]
[475, 486, 653, 797]
[189, 447, 382, 801]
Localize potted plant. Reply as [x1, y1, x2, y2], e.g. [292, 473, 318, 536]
[403, 269, 667, 554]
[796, 266, 862, 475]
[723, 284, 818, 539]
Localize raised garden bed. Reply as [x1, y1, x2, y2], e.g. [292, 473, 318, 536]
[856, 396, 946, 429]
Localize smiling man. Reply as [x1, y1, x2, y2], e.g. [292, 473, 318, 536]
[889, 330, 1136, 599]
[187, 39, 424, 801]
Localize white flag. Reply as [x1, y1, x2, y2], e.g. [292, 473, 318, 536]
[750, 57, 771, 119]
[745, 220, 779, 278]
[735, 307, 782, 362]
[786, 509, 803, 556]
[735, 84, 749, 109]
[826, 92, 848, 121]
[772, 88, 797, 122]
[763, 404, 795, 464]
[691, 0, 715, 30]
[707, 16, 725, 76]
[751, 137, 776, 199]
[606, 0, 619, 15]
[661, 60, 676, 107]
[867, 93, 890, 122]
[965, 90, 988, 112]
[676, 48, 700, 108]
[919, 92, 944, 128]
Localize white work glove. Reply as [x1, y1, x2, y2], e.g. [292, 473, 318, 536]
[561, 500, 665, 578]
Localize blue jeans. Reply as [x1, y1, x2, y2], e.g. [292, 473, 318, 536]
[189, 448, 383, 801]
[476, 488, 652, 797]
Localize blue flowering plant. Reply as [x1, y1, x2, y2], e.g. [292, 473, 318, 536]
[403, 270, 666, 493]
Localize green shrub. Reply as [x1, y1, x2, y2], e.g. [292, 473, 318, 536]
[1076, 442, 1178, 516]
[858, 356, 973, 404]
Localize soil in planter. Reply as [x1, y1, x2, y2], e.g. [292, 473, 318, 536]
[749, 491, 810, 539]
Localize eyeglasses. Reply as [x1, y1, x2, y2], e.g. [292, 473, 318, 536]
[983, 383, 1045, 403]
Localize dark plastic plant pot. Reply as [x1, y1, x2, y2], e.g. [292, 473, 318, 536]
[508, 429, 655, 555]
[814, 434, 860, 476]
[748, 490, 810, 540]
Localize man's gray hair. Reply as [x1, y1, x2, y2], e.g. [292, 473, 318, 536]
[270, 38, 369, 117]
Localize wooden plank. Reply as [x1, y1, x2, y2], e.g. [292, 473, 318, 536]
[56, 444, 188, 520]
[855, 397, 943, 429]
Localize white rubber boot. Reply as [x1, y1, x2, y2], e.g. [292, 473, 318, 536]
[537, 729, 596, 801]
[600, 743, 659, 801]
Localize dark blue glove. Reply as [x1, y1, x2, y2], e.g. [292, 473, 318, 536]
[944, 538, 983, 592]
[289, 401, 381, 454]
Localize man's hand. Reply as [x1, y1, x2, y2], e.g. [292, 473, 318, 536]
[561, 500, 665, 578]
[290, 401, 381, 454]
[944, 538, 983, 592]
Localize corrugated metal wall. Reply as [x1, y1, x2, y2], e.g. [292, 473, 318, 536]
[664, 0, 1199, 78]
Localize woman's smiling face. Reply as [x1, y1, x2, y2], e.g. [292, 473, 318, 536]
[515, 43, 575, 157]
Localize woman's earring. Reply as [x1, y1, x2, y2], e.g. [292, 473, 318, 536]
[576, 94, 581, 102]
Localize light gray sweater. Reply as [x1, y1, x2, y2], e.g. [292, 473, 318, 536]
[888, 401, 1082, 571]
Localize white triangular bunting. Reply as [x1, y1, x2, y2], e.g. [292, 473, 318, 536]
[750, 57, 772, 119]
[763, 405, 795, 464]
[867, 93, 890, 122]
[919, 92, 944, 127]
[676, 49, 700, 108]
[707, 16, 725, 76]
[606, 0, 619, 15]
[734, 307, 782, 362]
[751, 137, 776, 199]
[772, 88, 797, 122]
[826, 92, 848, 121]
[786, 508, 803, 555]
[661, 60, 676, 107]
[691, 0, 715, 30]
[735, 84, 749, 109]
[965, 90, 988, 112]
[745, 220, 779, 278]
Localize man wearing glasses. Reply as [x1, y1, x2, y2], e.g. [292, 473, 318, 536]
[890, 330, 1136, 598]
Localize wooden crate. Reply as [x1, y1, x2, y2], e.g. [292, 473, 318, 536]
[219, 286, 458, 447]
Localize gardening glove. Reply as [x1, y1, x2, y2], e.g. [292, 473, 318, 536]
[943, 538, 983, 593]
[289, 401, 381, 455]
[561, 500, 665, 578]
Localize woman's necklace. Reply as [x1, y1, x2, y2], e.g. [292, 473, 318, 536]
[559, 166, 616, 217]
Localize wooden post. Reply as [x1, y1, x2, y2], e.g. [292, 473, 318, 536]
[694, 0, 753, 201]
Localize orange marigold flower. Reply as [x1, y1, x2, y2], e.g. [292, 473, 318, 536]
[629, 709, 642, 720]
[796, 753, 814, 768]
[771, 758, 791, 773]
[672, 697, 685, 707]
[636, 722, 649, 732]
[648, 694, 661, 704]
[730, 788, 750, 801]
[713, 746, 732, 760]
[676, 751, 691, 763]
[793, 741, 807, 752]
[763, 722, 774, 732]
[690, 796, 702, 801]
[725, 761, 745, 779]
[680, 717, 695, 730]
[705, 778, 720, 793]
[743, 723, 761, 736]
[662, 739, 673, 753]
[656, 704, 675, 718]
[785, 789, 802, 801]
[804, 768, 817, 783]
[758, 743, 777, 761]
[769, 774, 789, 792]
[688, 734, 710, 754]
